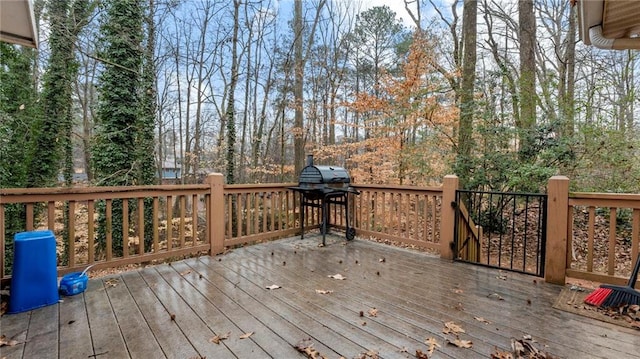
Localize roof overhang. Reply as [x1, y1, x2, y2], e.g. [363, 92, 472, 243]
[0, 0, 38, 48]
[577, 0, 640, 50]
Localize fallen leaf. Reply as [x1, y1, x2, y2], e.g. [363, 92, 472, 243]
[105, 278, 119, 287]
[0, 334, 20, 347]
[474, 316, 491, 324]
[425, 337, 441, 355]
[210, 331, 230, 344]
[294, 338, 328, 359]
[379, 258, 386, 263]
[523, 334, 532, 341]
[443, 321, 465, 334]
[239, 332, 253, 339]
[315, 289, 333, 294]
[180, 270, 192, 276]
[490, 348, 514, 359]
[415, 349, 429, 359]
[448, 338, 473, 348]
[266, 284, 281, 290]
[510, 338, 551, 358]
[328, 274, 346, 280]
[356, 349, 379, 359]
[453, 288, 464, 294]
[487, 293, 504, 301]
[496, 275, 507, 280]
[367, 307, 378, 317]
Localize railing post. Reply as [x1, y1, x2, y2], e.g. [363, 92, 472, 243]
[545, 176, 569, 285]
[206, 173, 225, 255]
[440, 175, 458, 260]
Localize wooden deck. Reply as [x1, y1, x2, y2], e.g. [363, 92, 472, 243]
[1, 235, 638, 359]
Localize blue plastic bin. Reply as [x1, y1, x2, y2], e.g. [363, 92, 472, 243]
[8, 230, 59, 313]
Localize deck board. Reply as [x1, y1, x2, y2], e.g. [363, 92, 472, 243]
[1, 235, 639, 359]
[22, 303, 58, 359]
[106, 271, 165, 359]
[58, 290, 93, 358]
[155, 263, 272, 358]
[138, 266, 236, 359]
[0, 309, 29, 359]
[120, 270, 200, 358]
[84, 278, 129, 358]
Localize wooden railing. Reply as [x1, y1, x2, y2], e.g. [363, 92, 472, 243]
[10, 172, 640, 288]
[1, 175, 451, 283]
[222, 184, 302, 247]
[566, 192, 640, 287]
[545, 176, 640, 286]
[349, 184, 443, 253]
[0, 181, 217, 281]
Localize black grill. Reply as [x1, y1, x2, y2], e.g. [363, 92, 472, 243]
[289, 155, 359, 245]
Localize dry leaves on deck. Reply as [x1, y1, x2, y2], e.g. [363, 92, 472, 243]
[294, 338, 328, 359]
[510, 338, 556, 358]
[447, 338, 473, 348]
[328, 274, 346, 280]
[442, 322, 473, 349]
[239, 332, 254, 339]
[105, 278, 119, 287]
[442, 321, 465, 334]
[265, 284, 281, 290]
[315, 289, 333, 294]
[474, 316, 491, 324]
[210, 332, 230, 344]
[367, 307, 378, 317]
[0, 334, 20, 347]
[425, 337, 441, 355]
[355, 349, 379, 359]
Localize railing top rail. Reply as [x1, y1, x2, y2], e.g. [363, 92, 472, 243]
[224, 183, 297, 190]
[0, 184, 210, 196]
[0, 184, 211, 204]
[570, 192, 640, 201]
[352, 183, 443, 193]
[457, 189, 547, 197]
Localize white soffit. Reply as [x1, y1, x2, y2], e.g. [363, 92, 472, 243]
[0, 0, 38, 48]
[578, 0, 640, 50]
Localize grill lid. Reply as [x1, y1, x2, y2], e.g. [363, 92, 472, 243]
[298, 165, 350, 185]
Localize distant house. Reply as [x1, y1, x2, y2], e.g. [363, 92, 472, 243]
[161, 159, 181, 184]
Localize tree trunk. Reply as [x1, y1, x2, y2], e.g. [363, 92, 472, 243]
[456, 0, 477, 188]
[226, 0, 240, 185]
[293, 0, 305, 175]
[518, 0, 536, 161]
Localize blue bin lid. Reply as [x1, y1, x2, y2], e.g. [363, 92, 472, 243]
[15, 230, 55, 241]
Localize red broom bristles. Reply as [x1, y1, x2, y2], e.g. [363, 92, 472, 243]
[584, 287, 613, 306]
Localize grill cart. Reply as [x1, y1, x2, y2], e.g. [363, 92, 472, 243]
[289, 155, 359, 246]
